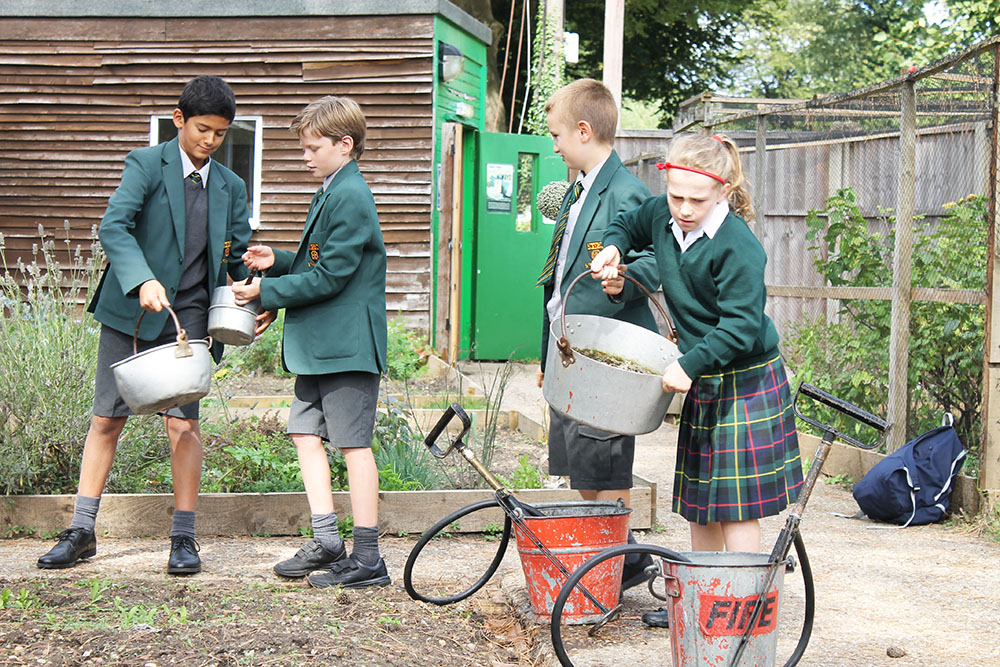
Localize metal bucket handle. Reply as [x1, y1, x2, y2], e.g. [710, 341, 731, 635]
[556, 268, 678, 368]
[133, 305, 196, 359]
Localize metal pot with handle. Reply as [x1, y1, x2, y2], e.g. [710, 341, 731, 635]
[111, 305, 212, 414]
[542, 269, 681, 435]
[207, 272, 262, 346]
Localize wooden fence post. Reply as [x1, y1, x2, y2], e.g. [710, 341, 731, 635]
[980, 46, 1000, 502]
[887, 80, 916, 452]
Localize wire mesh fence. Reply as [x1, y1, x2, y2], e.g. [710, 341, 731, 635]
[624, 37, 998, 477]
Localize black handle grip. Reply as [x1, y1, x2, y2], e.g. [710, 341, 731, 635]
[793, 382, 891, 450]
[423, 402, 471, 458]
[797, 383, 890, 432]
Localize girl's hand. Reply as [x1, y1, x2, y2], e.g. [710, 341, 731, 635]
[242, 245, 275, 271]
[590, 245, 622, 280]
[254, 310, 277, 336]
[661, 361, 692, 394]
[231, 277, 261, 305]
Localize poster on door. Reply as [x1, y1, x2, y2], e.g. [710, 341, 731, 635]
[485, 163, 513, 213]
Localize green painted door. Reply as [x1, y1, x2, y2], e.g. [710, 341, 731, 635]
[469, 132, 566, 360]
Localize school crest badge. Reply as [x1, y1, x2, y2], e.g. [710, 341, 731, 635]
[309, 243, 320, 262]
[223, 241, 231, 257]
[587, 241, 603, 259]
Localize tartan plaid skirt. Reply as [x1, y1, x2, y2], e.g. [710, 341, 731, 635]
[672, 352, 803, 524]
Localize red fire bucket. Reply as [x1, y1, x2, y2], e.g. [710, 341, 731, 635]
[513, 501, 631, 624]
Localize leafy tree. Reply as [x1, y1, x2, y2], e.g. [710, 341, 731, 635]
[728, 0, 998, 98]
[563, 0, 762, 125]
[785, 189, 985, 464]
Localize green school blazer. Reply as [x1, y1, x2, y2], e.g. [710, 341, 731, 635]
[260, 160, 388, 376]
[89, 137, 252, 362]
[540, 150, 658, 372]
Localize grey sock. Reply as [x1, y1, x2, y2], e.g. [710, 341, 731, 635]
[69, 495, 101, 531]
[311, 512, 344, 555]
[351, 525, 380, 566]
[170, 510, 196, 540]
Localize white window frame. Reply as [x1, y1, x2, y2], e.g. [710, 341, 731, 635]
[149, 115, 263, 230]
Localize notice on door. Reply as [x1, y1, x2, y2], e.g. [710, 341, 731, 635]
[486, 163, 514, 213]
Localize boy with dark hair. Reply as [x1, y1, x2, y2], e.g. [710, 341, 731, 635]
[37, 75, 252, 575]
[233, 95, 390, 589]
[537, 78, 658, 591]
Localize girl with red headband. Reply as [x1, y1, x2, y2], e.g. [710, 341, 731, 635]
[592, 134, 803, 613]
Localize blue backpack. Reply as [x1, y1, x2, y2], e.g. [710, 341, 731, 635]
[851, 417, 966, 527]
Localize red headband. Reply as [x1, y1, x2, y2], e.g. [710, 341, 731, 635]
[656, 162, 727, 185]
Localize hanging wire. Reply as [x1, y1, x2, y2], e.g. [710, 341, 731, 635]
[493, 0, 518, 133]
[508, 0, 527, 134]
[516, 0, 534, 134]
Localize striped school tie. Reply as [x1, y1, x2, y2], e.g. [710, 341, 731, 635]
[188, 171, 202, 185]
[536, 180, 584, 287]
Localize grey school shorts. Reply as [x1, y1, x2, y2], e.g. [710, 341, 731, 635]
[287, 371, 381, 448]
[92, 297, 208, 420]
[547, 407, 635, 491]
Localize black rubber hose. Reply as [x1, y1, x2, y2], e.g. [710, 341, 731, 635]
[403, 497, 512, 605]
[550, 544, 693, 667]
[782, 531, 814, 667]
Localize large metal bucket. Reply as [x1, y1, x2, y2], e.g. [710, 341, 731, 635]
[542, 270, 681, 435]
[111, 306, 212, 414]
[663, 551, 788, 667]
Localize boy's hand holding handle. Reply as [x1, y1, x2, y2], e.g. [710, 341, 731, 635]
[139, 279, 170, 312]
[231, 277, 261, 305]
[661, 362, 692, 394]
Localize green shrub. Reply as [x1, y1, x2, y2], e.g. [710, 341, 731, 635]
[0, 226, 166, 495]
[371, 395, 442, 490]
[786, 189, 984, 462]
[221, 310, 292, 378]
[385, 317, 428, 381]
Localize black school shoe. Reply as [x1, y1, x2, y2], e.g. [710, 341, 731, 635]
[641, 607, 670, 628]
[307, 556, 391, 590]
[37, 528, 97, 569]
[167, 536, 201, 575]
[620, 553, 655, 592]
[273, 539, 347, 578]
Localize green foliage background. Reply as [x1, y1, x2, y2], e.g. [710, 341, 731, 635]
[784, 189, 985, 467]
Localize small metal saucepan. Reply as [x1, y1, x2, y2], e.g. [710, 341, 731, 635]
[111, 305, 212, 415]
[207, 272, 262, 346]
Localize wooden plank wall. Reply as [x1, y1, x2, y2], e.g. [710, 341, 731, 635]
[0, 17, 436, 329]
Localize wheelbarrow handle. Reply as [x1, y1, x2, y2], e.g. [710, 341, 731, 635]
[423, 402, 471, 458]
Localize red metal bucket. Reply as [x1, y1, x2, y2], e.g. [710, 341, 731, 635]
[513, 501, 630, 624]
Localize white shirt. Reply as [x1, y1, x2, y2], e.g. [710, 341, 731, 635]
[546, 155, 610, 322]
[179, 148, 210, 189]
[671, 200, 729, 253]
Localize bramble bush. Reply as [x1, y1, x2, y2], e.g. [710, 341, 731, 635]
[785, 189, 984, 468]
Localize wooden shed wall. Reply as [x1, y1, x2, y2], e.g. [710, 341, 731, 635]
[0, 16, 436, 328]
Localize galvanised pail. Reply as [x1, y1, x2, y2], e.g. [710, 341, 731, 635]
[543, 313, 681, 435]
[664, 551, 788, 667]
[513, 501, 630, 624]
